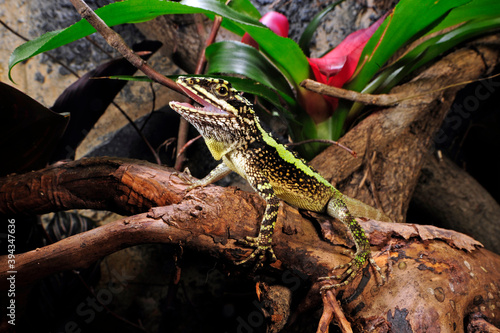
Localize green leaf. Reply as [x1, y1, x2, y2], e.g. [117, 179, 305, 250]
[429, 0, 500, 32]
[9, 0, 309, 87]
[225, 0, 261, 21]
[346, 0, 472, 92]
[346, 0, 500, 120]
[298, 0, 345, 57]
[368, 17, 500, 95]
[205, 41, 294, 99]
[342, 0, 500, 129]
[101, 75, 154, 82]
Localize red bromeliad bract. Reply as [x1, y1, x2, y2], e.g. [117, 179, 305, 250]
[242, 10, 386, 123]
[308, 15, 386, 113]
[241, 11, 289, 48]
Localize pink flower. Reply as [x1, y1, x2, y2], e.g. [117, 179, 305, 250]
[242, 10, 386, 123]
[307, 15, 387, 115]
[242, 11, 289, 48]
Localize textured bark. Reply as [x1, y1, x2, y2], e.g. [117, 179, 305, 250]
[0, 157, 184, 216]
[1, 157, 498, 332]
[310, 35, 500, 223]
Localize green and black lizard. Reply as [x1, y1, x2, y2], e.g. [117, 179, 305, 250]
[169, 76, 390, 289]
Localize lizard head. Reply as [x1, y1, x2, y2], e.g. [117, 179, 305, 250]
[169, 76, 259, 149]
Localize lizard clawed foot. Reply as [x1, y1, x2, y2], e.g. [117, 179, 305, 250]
[172, 168, 204, 191]
[235, 236, 277, 270]
[318, 251, 385, 292]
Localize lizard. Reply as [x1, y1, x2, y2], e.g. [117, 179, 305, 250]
[169, 76, 390, 289]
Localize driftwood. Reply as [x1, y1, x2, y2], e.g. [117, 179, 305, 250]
[1, 157, 499, 332]
[1, 19, 500, 332]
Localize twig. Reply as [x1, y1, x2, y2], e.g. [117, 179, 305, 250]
[69, 0, 181, 94]
[302, 73, 500, 108]
[300, 79, 400, 106]
[177, 135, 202, 158]
[69, 0, 182, 165]
[84, 35, 115, 59]
[139, 82, 157, 132]
[174, 15, 223, 170]
[111, 101, 162, 165]
[317, 290, 352, 333]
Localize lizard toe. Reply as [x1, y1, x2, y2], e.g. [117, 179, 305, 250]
[234, 238, 275, 268]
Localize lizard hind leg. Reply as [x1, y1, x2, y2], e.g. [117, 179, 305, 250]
[235, 195, 280, 268]
[320, 197, 386, 290]
[318, 252, 385, 291]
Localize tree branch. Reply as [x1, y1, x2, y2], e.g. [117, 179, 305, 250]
[69, 0, 180, 93]
[413, 152, 500, 253]
[0, 157, 498, 331]
[300, 79, 400, 106]
[0, 157, 183, 216]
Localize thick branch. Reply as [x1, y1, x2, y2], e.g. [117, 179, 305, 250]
[0, 157, 183, 216]
[1, 157, 498, 331]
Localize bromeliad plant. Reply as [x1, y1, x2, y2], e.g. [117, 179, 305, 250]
[9, 0, 500, 158]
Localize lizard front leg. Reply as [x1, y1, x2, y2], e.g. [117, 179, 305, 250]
[177, 163, 232, 190]
[320, 192, 385, 290]
[236, 177, 279, 267]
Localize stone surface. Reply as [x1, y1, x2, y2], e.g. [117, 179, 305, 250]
[1, 0, 185, 159]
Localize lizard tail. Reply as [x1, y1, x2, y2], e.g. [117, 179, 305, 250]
[342, 195, 392, 222]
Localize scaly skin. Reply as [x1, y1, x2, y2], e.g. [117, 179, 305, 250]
[169, 76, 388, 289]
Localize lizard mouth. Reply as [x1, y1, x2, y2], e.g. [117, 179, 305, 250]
[171, 81, 230, 116]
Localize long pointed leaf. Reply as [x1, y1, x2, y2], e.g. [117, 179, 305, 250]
[9, 0, 309, 87]
[205, 41, 294, 99]
[346, 0, 472, 92]
[367, 17, 500, 96]
[0, 82, 69, 175]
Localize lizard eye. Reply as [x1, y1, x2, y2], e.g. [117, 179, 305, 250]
[215, 84, 229, 97]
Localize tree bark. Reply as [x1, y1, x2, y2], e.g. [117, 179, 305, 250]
[1, 157, 184, 216]
[1, 157, 499, 332]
